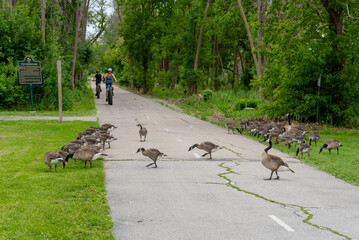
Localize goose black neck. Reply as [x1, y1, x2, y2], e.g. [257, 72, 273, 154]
[288, 114, 291, 126]
[264, 140, 272, 153]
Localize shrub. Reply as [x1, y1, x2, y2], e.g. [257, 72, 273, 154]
[246, 99, 259, 108]
[202, 89, 214, 102]
[234, 99, 246, 111]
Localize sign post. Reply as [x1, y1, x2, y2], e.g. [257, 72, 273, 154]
[57, 60, 62, 124]
[18, 56, 43, 112]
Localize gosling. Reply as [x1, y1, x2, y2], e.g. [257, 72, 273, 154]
[308, 132, 320, 146]
[136, 148, 166, 168]
[188, 141, 222, 159]
[225, 123, 242, 134]
[44, 150, 68, 172]
[296, 143, 312, 158]
[261, 138, 295, 180]
[319, 139, 342, 154]
[137, 124, 148, 142]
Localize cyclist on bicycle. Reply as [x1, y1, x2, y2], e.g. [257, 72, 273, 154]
[93, 70, 102, 97]
[104, 68, 117, 102]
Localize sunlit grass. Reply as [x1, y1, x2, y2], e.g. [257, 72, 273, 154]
[0, 120, 113, 239]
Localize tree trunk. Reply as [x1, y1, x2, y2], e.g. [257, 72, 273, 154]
[80, 0, 90, 41]
[194, 0, 211, 72]
[171, 63, 178, 90]
[232, 45, 238, 87]
[71, 0, 86, 91]
[41, 0, 46, 49]
[191, 0, 211, 94]
[128, 57, 134, 89]
[143, 67, 148, 94]
[257, 0, 262, 79]
[237, 0, 262, 79]
[212, 34, 219, 90]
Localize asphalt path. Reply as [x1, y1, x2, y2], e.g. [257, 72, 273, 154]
[93, 81, 359, 240]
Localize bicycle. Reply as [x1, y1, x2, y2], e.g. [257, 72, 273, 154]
[96, 83, 101, 99]
[106, 83, 113, 105]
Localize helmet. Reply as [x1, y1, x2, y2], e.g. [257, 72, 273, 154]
[96, 70, 99, 73]
[108, 68, 112, 72]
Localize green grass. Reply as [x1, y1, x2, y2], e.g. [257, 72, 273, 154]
[149, 87, 264, 120]
[237, 128, 359, 186]
[149, 87, 359, 186]
[0, 120, 113, 239]
[0, 82, 97, 117]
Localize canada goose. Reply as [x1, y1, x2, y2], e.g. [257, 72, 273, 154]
[77, 132, 85, 140]
[296, 143, 312, 158]
[84, 128, 97, 135]
[308, 132, 320, 146]
[65, 146, 107, 168]
[225, 123, 242, 134]
[86, 126, 98, 131]
[136, 148, 166, 168]
[84, 136, 100, 146]
[61, 143, 82, 154]
[100, 124, 117, 132]
[284, 113, 294, 132]
[188, 141, 222, 159]
[275, 135, 293, 149]
[319, 139, 342, 154]
[69, 140, 87, 146]
[44, 150, 68, 172]
[137, 124, 148, 142]
[96, 132, 117, 150]
[261, 139, 295, 180]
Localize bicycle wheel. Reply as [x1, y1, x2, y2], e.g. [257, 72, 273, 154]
[96, 85, 100, 99]
[108, 88, 113, 105]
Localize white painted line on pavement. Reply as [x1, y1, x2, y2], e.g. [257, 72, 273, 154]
[177, 138, 183, 142]
[268, 215, 295, 232]
[153, 121, 158, 125]
[164, 128, 169, 132]
[193, 153, 200, 158]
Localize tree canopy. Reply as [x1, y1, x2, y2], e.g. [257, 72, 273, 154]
[1, 0, 359, 126]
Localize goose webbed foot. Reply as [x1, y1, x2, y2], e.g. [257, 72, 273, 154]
[265, 172, 273, 180]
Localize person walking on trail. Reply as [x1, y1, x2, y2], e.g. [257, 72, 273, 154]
[104, 68, 118, 102]
[93, 70, 102, 98]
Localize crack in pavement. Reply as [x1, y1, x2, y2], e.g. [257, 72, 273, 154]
[215, 162, 351, 240]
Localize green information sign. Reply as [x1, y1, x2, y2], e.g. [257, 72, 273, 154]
[17, 56, 43, 111]
[18, 56, 43, 85]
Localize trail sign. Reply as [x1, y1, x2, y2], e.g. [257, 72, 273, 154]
[18, 56, 43, 85]
[17, 56, 43, 111]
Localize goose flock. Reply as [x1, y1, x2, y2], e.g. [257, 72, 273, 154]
[44, 113, 343, 180]
[44, 124, 117, 172]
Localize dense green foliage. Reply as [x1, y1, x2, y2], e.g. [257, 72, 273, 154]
[90, 0, 359, 127]
[0, 120, 113, 239]
[0, 1, 92, 111]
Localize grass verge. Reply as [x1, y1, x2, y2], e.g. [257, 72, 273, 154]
[0, 81, 97, 117]
[149, 88, 359, 187]
[0, 120, 113, 239]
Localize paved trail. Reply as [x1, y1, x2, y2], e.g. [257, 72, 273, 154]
[93, 81, 358, 240]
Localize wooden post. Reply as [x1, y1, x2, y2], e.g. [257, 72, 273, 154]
[57, 60, 62, 124]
